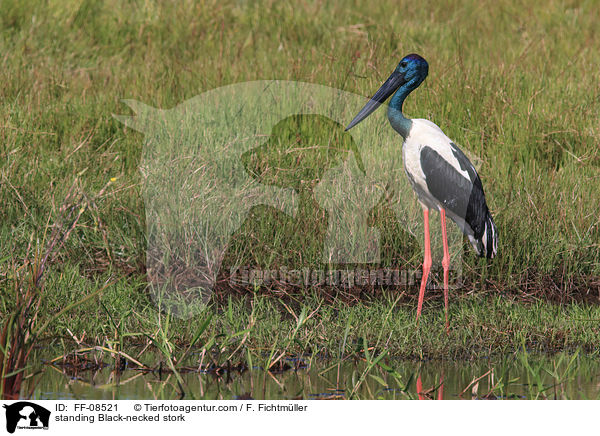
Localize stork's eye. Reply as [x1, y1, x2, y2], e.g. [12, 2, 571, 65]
[400, 61, 408, 68]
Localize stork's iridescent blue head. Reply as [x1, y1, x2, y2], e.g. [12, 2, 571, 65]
[345, 54, 429, 133]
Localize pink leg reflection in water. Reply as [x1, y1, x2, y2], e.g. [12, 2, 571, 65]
[416, 372, 445, 400]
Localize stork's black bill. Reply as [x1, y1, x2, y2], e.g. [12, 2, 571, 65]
[345, 71, 406, 131]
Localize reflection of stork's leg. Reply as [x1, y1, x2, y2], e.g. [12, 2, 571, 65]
[416, 375, 425, 400]
[416, 209, 431, 324]
[416, 373, 444, 400]
[440, 209, 450, 334]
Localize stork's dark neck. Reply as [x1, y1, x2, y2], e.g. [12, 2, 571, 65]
[387, 80, 418, 139]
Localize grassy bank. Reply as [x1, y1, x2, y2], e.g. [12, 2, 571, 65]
[36, 288, 600, 361]
[1, 0, 600, 378]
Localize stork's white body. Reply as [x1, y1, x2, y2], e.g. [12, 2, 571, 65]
[402, 119, 482, 251]
[402, 119, 469, 206]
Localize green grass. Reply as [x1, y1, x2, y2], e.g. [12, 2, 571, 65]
[1, 0, 599, 368]
[34, 288, 600, 361]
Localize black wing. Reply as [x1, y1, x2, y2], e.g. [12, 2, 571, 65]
[420, 143, 489, 240]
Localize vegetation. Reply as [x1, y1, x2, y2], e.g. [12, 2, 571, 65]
[0, 0, 599, 398]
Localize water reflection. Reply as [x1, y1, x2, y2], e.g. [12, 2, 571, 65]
[22, 350, 600, 400]
[416, 373, 444, 400]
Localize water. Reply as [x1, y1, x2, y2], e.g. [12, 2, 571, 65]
[21, 349, 600, 400]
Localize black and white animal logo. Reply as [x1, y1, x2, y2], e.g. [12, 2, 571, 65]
[3, 402, 50, 433]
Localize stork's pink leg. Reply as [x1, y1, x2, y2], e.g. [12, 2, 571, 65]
[416, 209, 431, 324]
[440, 209, 450, 334]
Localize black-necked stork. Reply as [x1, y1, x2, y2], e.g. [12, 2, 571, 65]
[346, 54, 498, 331]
